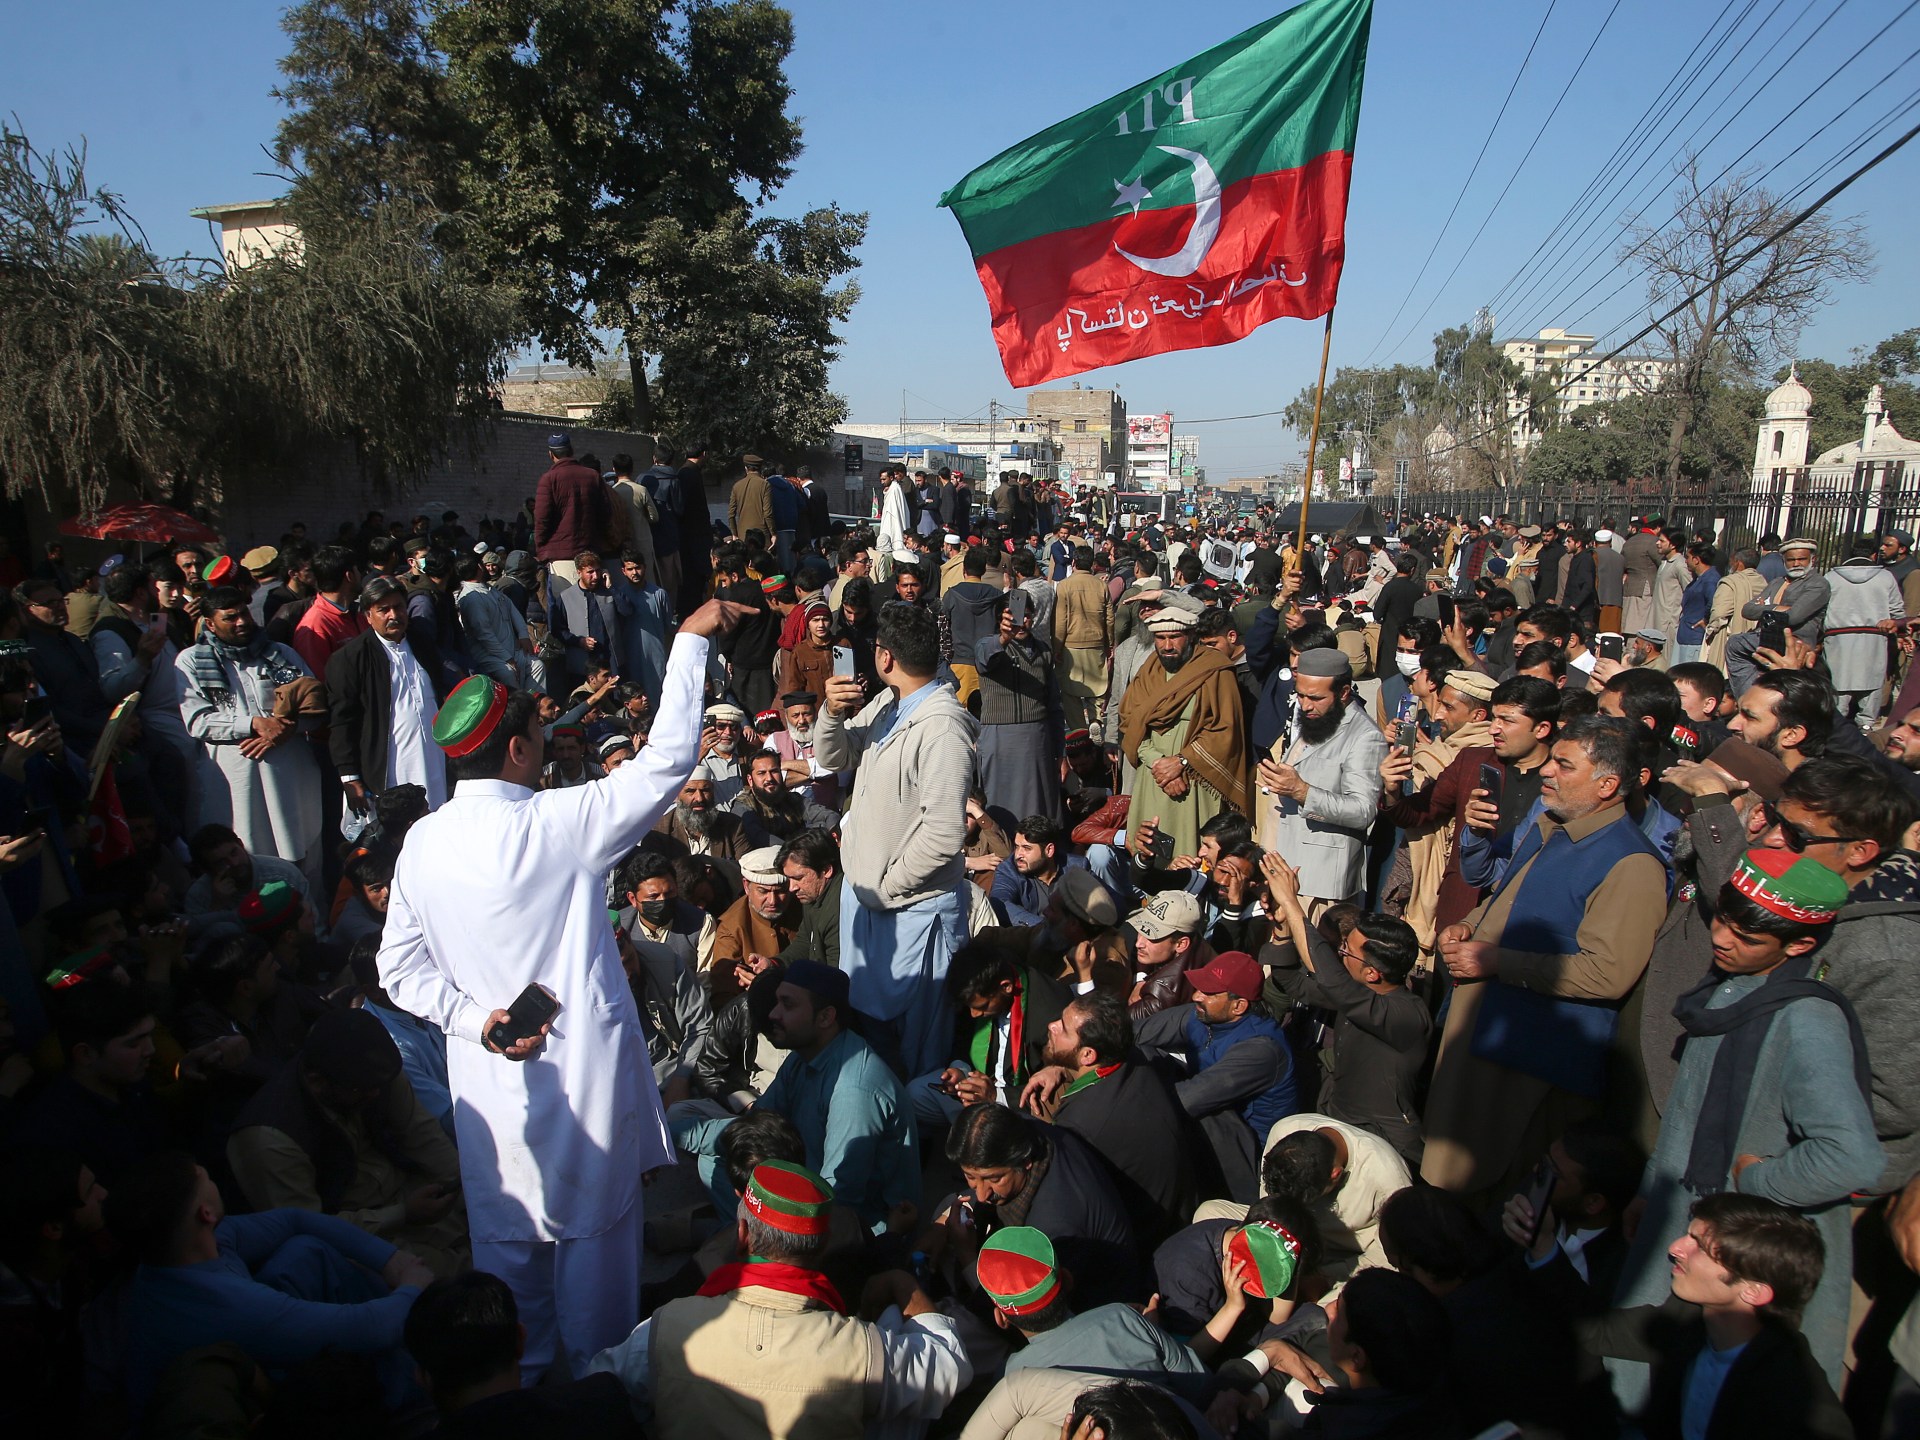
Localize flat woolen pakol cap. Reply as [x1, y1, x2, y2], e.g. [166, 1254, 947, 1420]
[433, 675, 512, 757]
[1442, 669, 1497, 703]
[978, 1226, 1062, 1315]
[1702, 739, 1790, 802]
[739, 846, 786, 886]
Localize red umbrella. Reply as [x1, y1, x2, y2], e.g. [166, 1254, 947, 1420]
[59, 503, 221, 546]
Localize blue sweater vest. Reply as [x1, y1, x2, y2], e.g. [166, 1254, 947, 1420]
[1185, 1009, 1296, 1137]
[1469, 810, 1663, 1098]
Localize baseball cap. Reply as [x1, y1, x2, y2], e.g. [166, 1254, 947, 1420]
[1183, 949, 1265, 1000]
[1129, 890, 1203, 940]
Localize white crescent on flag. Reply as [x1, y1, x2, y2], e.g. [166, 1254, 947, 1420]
[1115, 145, 1223, 279]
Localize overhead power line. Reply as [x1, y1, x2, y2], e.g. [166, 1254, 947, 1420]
[1420, 115, 1920, 463]
[1357, 0, 1561, 363]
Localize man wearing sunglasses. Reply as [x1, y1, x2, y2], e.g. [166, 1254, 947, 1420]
[1757, 753, 1920, 1383]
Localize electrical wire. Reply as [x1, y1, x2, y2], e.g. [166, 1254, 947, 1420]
[1356, 0, 1561, 363]
[1486, 0, 1802, 327]
[1502, 0, 1912, 335]
[1477, 0, 1758, 321]
[1371, 0, 1626, 365]
[1418, 115, 1920, 462]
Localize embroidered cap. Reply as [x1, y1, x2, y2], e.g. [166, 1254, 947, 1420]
[433, 675, 512, 757]
[45, 944, 115, 990]
[1227, 1219, 1303, 1299]
[238, 880, 301, 936]
[978, 1226, 1062, 1315]
[760, 574, 789, 595]
[1731, 848, 1849, 925]
[742, 1160, 833, 1236]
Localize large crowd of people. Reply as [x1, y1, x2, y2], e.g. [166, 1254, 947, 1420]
[6, 438, 1920, 1440]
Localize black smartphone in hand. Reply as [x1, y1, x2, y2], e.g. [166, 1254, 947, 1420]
[1755, 611, 1789, 653]
[487, 984, 559, 1053]
[1521, 1155, 1559, 1246]
[1478, 762, 1503, 801]
[1150, 831, 1176, 870]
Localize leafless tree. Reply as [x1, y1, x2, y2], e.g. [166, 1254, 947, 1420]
[1623, 158, 1873, 485]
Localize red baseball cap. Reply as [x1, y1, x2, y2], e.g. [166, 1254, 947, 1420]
[1184, 950, 1264, 1001]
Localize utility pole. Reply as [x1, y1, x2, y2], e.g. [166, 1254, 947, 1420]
[988, 398, 998, 478]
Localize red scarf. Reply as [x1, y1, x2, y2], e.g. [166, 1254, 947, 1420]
[698, 1260, 848, 1314]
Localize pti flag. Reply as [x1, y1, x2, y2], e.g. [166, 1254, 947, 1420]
[939, 0, 1371, 387]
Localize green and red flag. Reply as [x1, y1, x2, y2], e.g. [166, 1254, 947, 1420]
[939, 0, 1372, 387]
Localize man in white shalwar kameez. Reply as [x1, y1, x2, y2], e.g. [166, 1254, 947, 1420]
[377, 598, 748, 1382]
[176, 587, 323, 889]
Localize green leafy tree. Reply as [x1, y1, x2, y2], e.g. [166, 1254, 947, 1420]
[429, 0, 813, 432]
[272, 0, 472, 232]
[0, 127, 208, 509]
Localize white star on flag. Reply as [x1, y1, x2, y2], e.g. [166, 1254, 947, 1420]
[1112, 177, 1153, 214]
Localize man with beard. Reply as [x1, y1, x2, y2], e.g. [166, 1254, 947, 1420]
[646, 773, 750, 861]
[988, 815, 1088, 925]
[914, 939, 1071, 1128]
[726, 749, 837, 850]
[1882, 703, 1920, 771]
[1118, 609, 1251, 862]
[183, 824, 312, 932]
[711, 847, 801, 1003]
[1728, 669, 1833, 773]
[775, 829, 840, 969]
[177, 586, 324, 889]
[328, 576, 454, 818]
[1255, 649, 1387, 911]
[1017, 990, 1197, 1246]
[540, 725, 603, 790]
[696, 702, 748, 805]
[675, 960, 920, 1229]
[766, 690, 836, 808]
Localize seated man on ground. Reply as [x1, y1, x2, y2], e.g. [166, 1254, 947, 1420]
[405, 1270, 641, 1440]
[589, 1161, 970, 1439]
[108, 1150, 434, 1410]
[912, 938, 1071, 1129]
[226, 1007, 469, 1278]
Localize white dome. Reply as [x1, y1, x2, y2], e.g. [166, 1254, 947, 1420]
[1765, 362, 1811, 419]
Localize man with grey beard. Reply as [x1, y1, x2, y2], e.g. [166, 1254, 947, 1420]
[647, 772, 750, 861]
[767, 690, 837, 808]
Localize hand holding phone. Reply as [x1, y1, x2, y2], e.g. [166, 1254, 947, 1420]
[486, 984, 558, 1059]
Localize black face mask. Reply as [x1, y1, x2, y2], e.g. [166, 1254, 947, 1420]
[638, 898, 673, 925]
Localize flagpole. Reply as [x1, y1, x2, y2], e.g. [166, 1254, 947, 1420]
[1294, 310, 1335, 571]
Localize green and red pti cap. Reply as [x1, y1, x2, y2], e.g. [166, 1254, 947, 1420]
[1227, 1220, 1303, 1300]
[433, 675, 511, 757]
[978, 1226, 1061, 1316]
[45, 944, 114, 990]
[1731, 848, 1848, 925]
[238, 880, 301, 936]
[741, 1160, 833, 1236]
[202, 555, 237, 585]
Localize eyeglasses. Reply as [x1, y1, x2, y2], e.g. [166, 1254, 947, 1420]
[1758, 800, 1869, 853]
[1338, 944, 1369, 968]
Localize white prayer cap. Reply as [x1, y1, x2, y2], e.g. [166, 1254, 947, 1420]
[1479, 514, 1493, 526]
[893, 548, 919, 564]
[1594, 528, 1614, 542]
[944, 533, 962, 545]
[739, 846, 786, 886]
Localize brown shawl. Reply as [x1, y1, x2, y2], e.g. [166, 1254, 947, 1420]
[1117, 646, 1251, 815]
[781, 635, 833, 701]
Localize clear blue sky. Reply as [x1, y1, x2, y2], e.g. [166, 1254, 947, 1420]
[4, 0, 1915, 478]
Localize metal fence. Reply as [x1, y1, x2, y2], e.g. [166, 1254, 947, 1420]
[1379, 461, 1910, 567]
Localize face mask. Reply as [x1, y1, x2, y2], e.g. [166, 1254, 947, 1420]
[639, 898, 673, 925]
[1395, 653, 1422, 677]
